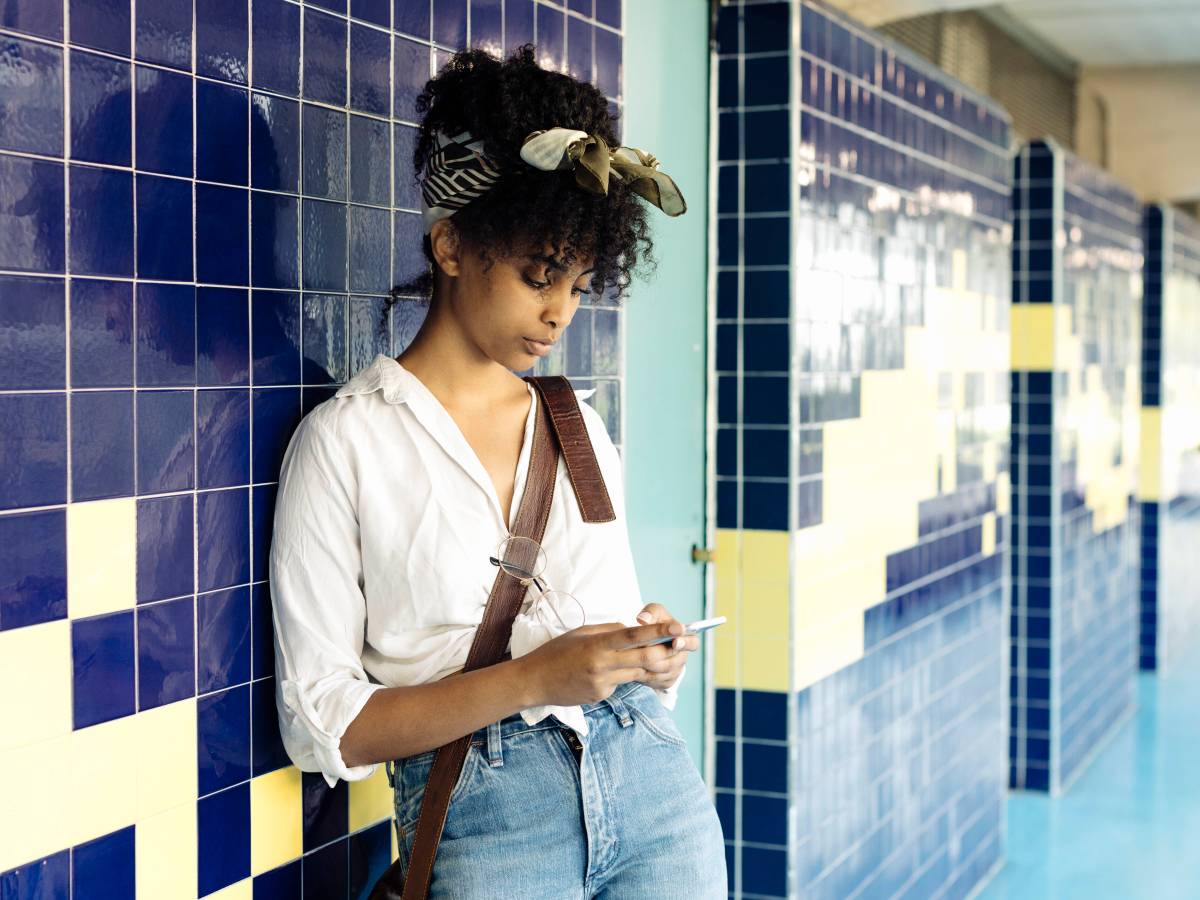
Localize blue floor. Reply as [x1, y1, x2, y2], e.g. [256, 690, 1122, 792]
[978, 644, 1200, 899]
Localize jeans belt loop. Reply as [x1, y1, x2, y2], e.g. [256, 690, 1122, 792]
[601, 690, 634, 728]
[486, 720, 504, 767]
[384, 758, 396, 789]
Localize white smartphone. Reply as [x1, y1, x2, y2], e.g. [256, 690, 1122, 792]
[627, 616, 727, 649]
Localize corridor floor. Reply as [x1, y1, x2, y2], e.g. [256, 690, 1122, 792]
[977, 643, 1200, 899]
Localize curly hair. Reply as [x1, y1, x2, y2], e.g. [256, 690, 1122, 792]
[386, 44, 655, 313]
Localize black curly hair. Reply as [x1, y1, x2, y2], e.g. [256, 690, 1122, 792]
[385, 44, 655, 314]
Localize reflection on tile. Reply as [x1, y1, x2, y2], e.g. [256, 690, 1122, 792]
[70, 390, 135, 502]
[197, 586, 250, 695]
[0, 394, 67, 511]
[72, 609, 136, 729]
[0, 156, 65, 274]
[69, 49, 130, 165]
[197, 0, 248, 84]
[0, 36, 63, 156]
[251, 0, 300, 97]
[68, 165, 134, 277]
[136, 494, 195, 603]
[0, 509, 67, 631]
[135, 0, 193, 70]
[0, 275, 65, 389]
[137, 595, 196, 710]
[136, 389, 195, 494]
[135, 65, 193, 177]
[136, 283, 196, 386]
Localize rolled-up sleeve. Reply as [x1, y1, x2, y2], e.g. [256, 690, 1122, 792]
[269, 409, 388, 788]
[576, 398, 687, 710]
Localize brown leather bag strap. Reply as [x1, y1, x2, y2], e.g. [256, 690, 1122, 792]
[370, 377, 611, 900]
[526, 376, 616, 524]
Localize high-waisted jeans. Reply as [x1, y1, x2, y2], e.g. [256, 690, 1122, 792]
[385, 680, 728, 898]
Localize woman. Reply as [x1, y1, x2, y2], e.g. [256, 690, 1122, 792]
[269, 45, 726, 897]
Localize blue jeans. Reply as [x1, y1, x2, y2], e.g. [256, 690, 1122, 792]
[386, 680, 728, 898]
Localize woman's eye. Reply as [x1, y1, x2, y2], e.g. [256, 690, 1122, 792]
[524, 275, 551, 290]
[572, 286, 591, 296]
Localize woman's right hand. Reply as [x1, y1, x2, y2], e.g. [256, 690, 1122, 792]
[518, 621, 686, 707]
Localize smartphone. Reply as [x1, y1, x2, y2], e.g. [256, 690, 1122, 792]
[627, 616, 727, 649]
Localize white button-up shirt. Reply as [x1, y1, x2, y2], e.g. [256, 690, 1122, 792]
[269, 352, 684, 788]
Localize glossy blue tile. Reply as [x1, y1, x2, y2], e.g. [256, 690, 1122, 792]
[198, 81, 249, 185]
[251, 191, 300, 289]
[254, 859, 302, 900]
[0, 36, 63, 156]
[70, 0, 130, 56]
[69, 50, 130, 166]
[567, 15, 592, 82]
[250, 92, 300, 193]
[303, 773, 349, 849]
[349, 23, 389, 116]
[197, 486, 251, 592]
[251, 291, 302, 385]
[198, 586, 250, 694]
[742, 689, 787, 741]
[70, 390, 134, 501]
[251, 388, 301, 485]
[135, 0, 193, 69]
[349, 821, 393, 900]
[0, 156, 65, 273]
[745, 163, 788, 213]
[0, 394, 67, 510]
[350, 115, 390, 206]
[134, 65, 193, 176]
[350, 207, 390, 294]
[251, 584, 275, 678]
[197, 389, 251, 488]
[135, 174, 193, 280]
[136, 389, 194, 493]
[136, 283, 196, 386]
[68, 165, 133, 277]
[302, 104, 347, 200]
[395, 0, 430, 40]
[392, 209, 424, 287]
[251, 0, 300, 96]
[72, 826, 135, 900]
[349, 295, 389, 371]
[72, 609, 136, 728]
[197, 288, 250, 386]
[741, 846, 787, 895]
[251, 483, 276, 582]
[743, 480, 787, 530]
[302, 200, 348, 292]
[198, 0, 248, 84]
[594, 27, 619, 98]
[742, 793, 788, 845]
[198, 682, 251, 793]
[433, 0, 467, 48]
[394, 123, 420, 210]
[304, 839, 348, 899]
[352, 0, 389, 26]
[138, 595, 196, 710]
[69, 278, 132, 388]
[1, 0, 62, 39]
[137, 494, 194, 602]
[1, 850, 70, 900]
[251, 674, 291, 775]
[393, 36, 430, 122]
[505, 0, 534, 51]
[302, 294, 348, 383]
[0, 508, 67, 631]
[0, 275, 64, 389]
[303, 8, 347, 106]
[535, 3, 564, 72]
[744, 216, 788, 266]
[470, 0, 502, 52]
[197, 782, 250, 895]
[197, 184, 249, 286]
[594, 0, 619, 29]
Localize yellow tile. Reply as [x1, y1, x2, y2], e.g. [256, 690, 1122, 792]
[349, 761, 394, 833]
[793, 613, 864, 692]
[995, 471, 1011, 517]
[250, 767, 303, 875]
[739, 636, 790, 692]
[1140, 407, 1162, 501]
[68, 498, 136, 618]
[69, 712, 140, 847]
[136, 801, 197, 900]
[206, 880, 252, 900]
[981, 512, 996, 556]
[713, 631, 739, 690]
[740, 530, 789, 580]
[1010, 303, 1055, 371]
[0, 735, 72, 872]
[135, 698, 197, 820]
[740, 578, 788, 638]
[0, 619, 71, 752]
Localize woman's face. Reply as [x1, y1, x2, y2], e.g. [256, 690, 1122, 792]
[453, 242, 595, 371]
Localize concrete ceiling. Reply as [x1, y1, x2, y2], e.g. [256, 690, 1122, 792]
[826, 0, 1200, 66]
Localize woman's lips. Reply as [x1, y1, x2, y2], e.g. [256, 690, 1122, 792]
[523, 337, 552, 357]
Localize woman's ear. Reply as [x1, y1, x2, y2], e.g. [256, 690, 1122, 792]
[429, 219, 462, 278]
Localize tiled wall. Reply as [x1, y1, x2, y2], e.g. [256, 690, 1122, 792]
[1009, 140, 1142, 795]
[0, 0, 623, 896]
[712, 1, 1011, 896]
[1139, 204, 1200, 672]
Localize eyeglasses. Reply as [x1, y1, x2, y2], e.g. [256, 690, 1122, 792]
[489, 535, 587, 632]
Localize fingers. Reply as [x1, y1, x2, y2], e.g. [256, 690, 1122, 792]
[610, 621, 684, 650]
[635, 602, 671, 624]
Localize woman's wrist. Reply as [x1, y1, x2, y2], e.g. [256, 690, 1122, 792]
[505, 654, 545, 709]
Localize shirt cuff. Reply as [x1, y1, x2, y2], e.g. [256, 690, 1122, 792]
[654, 658, 686, 711]
[280, 677, 387, 788]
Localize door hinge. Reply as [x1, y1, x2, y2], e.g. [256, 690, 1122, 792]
[692, 543, 716, 564]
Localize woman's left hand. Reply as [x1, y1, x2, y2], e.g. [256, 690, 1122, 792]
[633, 603, 696, 690]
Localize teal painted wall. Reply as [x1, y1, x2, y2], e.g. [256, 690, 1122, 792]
[623, 0, 712, 769]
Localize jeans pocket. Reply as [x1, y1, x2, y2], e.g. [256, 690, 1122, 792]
[394, 742, 483, 829]
[625, 690, 690, 750]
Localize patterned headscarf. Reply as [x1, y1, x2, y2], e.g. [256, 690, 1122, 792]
[419, 127, 687, 233]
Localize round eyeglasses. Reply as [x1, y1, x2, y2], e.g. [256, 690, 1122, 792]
[489, 535, 586, 632]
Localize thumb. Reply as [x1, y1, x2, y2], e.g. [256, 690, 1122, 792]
[637, 603, 669, 624]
